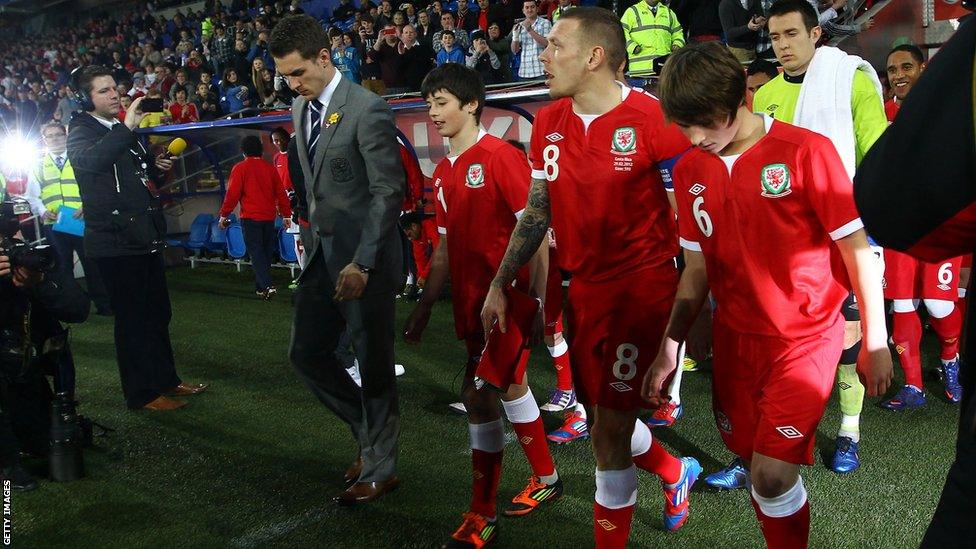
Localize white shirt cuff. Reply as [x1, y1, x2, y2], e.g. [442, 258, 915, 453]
[829, 218, 864, 241]
[679, 237, 702, 252]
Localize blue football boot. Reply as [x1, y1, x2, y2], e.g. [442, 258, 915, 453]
[940, 358, 963, 403]
[879, 385, 926, 411]
[829, 436, 860, 474]
[703, 457, 747, 490]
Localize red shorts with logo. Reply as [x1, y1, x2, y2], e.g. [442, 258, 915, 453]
[711, 316, 844, 465]
[884, 250, 962, 300]
[566, 263, 677, 410]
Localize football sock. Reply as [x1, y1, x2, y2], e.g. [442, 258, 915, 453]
[837, 363, 863, 442]
[667, 345, 684, 406]
[891, 306, 924, 389]
[750, 476, 810, 549]
[594, 466, 637, 549]
[502, 389, 557, 483]
[631, 420, 682, 485]
[548, 340, 574, 391]
[925, 299, 962, 361]
[469, 419, 505, 518]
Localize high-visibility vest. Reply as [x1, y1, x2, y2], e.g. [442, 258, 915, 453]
[36, 155, 81, 223]
[620, 2, 684, 74]
[551, 5, 575, 22]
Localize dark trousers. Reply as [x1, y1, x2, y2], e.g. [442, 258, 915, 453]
[289, 251, 399, 482]
[45, 227, 110, 312]
[242, 219, 277, 291]
[922, 360, 976, 547]
[95, 253, 181, 409]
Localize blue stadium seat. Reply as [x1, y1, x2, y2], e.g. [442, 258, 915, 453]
[226, 223, 247, 259]
[279, 229, 298, 263]
[206, 219, 228, 254]
[184, 213, 214, 252]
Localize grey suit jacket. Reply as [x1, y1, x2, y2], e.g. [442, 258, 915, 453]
[292, 76, 406, 294]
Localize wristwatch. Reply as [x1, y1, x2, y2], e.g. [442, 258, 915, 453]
[355, 263, 374, 274]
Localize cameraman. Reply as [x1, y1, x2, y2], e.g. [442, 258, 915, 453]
[0, 206, 90, 490]
[66, 66, 207, 412]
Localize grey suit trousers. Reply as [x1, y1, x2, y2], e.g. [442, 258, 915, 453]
[289, 251, 400, 482]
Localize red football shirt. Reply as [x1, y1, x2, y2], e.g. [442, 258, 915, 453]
[884, 99, 899, 123]
[673, 116, 861, 338]
[529, 86, 689, 283]
[434, 132, 531, 339]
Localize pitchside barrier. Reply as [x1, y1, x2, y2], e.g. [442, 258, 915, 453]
[137, 78, 659, 272]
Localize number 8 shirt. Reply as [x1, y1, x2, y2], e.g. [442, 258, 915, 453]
[672, 116, 862, 464]
[528, 85, 689, 409]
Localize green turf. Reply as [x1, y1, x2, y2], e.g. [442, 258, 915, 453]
[12, 264, 958, 548]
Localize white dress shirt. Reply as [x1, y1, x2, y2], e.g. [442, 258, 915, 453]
[306, 69, 344, 145]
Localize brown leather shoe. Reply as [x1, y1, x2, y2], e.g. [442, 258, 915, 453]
[333, 477, 399, 506]
[164, 383, 209, 397]
[344, 457, 363, 485]
[142, 396, 187, 411]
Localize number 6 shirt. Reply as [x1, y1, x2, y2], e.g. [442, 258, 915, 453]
[528, 85, 689, 283]
[673, 115, 863, 339]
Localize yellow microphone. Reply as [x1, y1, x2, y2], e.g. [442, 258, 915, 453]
[167, 137, 187, 158]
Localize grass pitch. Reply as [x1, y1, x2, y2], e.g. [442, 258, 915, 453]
[13, 265, 957, 548]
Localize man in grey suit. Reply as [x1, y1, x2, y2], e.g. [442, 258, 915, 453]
[270, 15, 406, 506]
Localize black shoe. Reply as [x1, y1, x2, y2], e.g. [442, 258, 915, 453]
[1, 464, 38, 491]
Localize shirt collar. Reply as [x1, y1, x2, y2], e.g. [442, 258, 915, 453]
[317, 69, 343, 109]
[91, 113, 119, 129]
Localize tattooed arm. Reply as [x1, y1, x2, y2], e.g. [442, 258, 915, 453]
[481, 176, 552, 333]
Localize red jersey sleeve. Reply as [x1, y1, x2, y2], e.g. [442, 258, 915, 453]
[433, 167, 448, 236]
[219, 164, 243, 217]
[271, 164, 292, 217]
[528, 110, 548, 181]
[400, 145, 425, 211]
[671, 156, 704, 252]
[492, 146, 531, 218]
[801, 134, 864, 241]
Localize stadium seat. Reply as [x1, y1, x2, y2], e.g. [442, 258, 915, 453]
[206, 219, 228, 254]
[226, 222, 247, 260]
[184, 213, 214, 252]
[279, 228, 298, 264]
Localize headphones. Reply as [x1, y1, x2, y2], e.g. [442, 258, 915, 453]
[70, 66, 96, 112]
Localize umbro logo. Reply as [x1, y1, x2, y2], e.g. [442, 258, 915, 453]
[839, 382, 852, 391]
[597, 519, 617, 531]
[609, 382, 632, 392]
[689, 183, 706, 196]
[520, 436, 534, 445]
[546, 132, 564, 143]
[776, 426, 803, 439]
[473, 470, 484, 479]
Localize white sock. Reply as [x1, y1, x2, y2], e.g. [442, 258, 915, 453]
[839, 414, 860, 442]
[547, 339, 568, 358]
[502, 389, 558, 484]
[667, 346, 684, 406]
[630, 419, 652, 457]
[750, 476, 807, 518]
[468, 419, 506, 453]
[594, 466, 637, 509]
[575, 402, 587, 419]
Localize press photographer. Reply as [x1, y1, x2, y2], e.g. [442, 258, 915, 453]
[66, 66, 207, 412]
[0, 197, 89, 491]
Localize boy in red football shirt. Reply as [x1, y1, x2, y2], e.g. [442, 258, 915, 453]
[482, 8, 699, 546]
[881, 43, 964, 409]
[644, 42, 893, 548]
[403, 64, 563, 548]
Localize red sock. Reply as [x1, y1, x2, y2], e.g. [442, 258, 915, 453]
[892, 310, 924, 388]
[929, 306, 962, 360]
[511, 418, 556, 478]
[594, 502, 634, 549]
[632, 439, 682, 485]
[750, 497, 810, 549]
[553, 353, 573, 391]
[470, 449, 503, 518]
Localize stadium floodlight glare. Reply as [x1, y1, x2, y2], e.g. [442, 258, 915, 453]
[0, 132, 41, 175]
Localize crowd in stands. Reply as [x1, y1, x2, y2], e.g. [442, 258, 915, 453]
[0, 0, 875, 138]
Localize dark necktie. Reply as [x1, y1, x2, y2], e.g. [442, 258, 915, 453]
[54, 156, 65, 170]
[307, 99, 323, 166]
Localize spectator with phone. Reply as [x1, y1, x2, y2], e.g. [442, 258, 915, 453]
[719, 0, 764, 63]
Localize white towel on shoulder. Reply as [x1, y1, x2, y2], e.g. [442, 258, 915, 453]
[793, 46, 884, 180]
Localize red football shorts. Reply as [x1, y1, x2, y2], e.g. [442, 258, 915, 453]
[711, 317, 844, 465]
[884, 249, 962, 300]
[566, 263, 677, 410]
